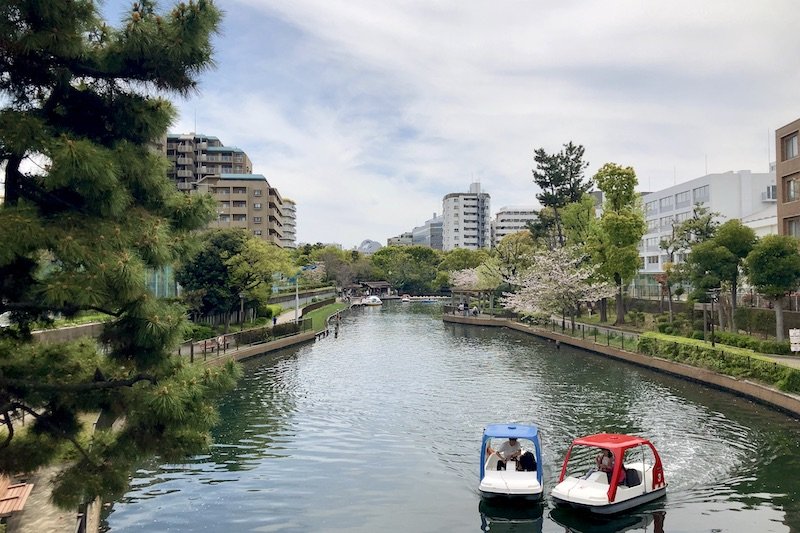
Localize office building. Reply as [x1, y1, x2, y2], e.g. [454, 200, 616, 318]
[633, 169, 776, 297]
[387, 232, 413, 246]
[442, 183, 491, 251]
[412, 213, 444, 250]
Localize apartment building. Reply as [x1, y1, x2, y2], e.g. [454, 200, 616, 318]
[633, 170, 776, 297]
[165, 133, 253, 190]
[492, 206, 537, 246]
[281, 198, 297, 249]
[776, 118, 800, 236]
[412, 213, 444, 250]
[192, 173, 285, 247]
[442, 183, 491, 251]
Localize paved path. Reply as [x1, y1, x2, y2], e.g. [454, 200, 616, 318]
[5, 466, 75, 533]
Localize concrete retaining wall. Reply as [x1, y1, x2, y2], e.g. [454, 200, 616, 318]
[204, 331, 317, 367]
[443, 314, 800, 417]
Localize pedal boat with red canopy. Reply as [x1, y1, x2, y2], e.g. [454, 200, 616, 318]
[551, 433, 666, 514]
[479, 424, 544, 501]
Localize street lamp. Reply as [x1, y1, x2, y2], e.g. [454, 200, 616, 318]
[707, 288, 720, 347]
[239, 292, 245, 332]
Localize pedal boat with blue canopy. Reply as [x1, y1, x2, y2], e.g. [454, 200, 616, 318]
[551, 433, 667, 515]
[479, 424, 544, 501]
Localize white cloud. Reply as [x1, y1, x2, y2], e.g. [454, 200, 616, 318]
[168, 0, 800, 247]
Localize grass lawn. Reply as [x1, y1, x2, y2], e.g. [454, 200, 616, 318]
[304, 303, 347, 332]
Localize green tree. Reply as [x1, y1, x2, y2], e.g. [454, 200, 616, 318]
[587, 163, 645, 325]
[438, 248, 488, 272]
[531, 142, 592, 248]
[370, 246, 441, 294]
[0, 0, 238, 507]
[743, 235, 800, 341]
[176, 229, 292, 330]
[561, 193, 597, 247]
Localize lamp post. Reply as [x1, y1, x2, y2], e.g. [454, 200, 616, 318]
[239, 292, 245, 332]
[707, 288, 720, 347]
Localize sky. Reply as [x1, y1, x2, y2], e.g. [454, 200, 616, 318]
[102, 0, 800, 249]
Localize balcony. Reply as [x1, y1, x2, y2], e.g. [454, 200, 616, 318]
[176, 169, 193, 178]
[177, 144, 193, 153]
[177, 157, 193, 165]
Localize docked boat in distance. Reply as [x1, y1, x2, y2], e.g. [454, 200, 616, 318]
[479, 424, 544, 501]
[400, 294, 411, 303]
[551, 433, 667, 515]
[362, 295, 383, 306]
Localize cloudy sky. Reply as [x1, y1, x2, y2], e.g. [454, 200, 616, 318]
[106, 1, 800, 248]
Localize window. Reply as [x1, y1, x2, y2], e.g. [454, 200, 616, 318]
[232, 201, 246, 208]
[232, 187, 247, 194]
[647, 256, 659, 264]
[218, 214, 230, 222]
[254, 217, 262, 224]
[660, 216, 673, 229]
[647, 219, 659, 232]
[659, 196, 673, 211]
[645, 237, 659, 250]
[785, 174, 800, 202]
[253, 189, 262, 197]
[646, 201, 658, 216]
[693, 185, 709, 203]
[253, 203, 262, 210]
[675, 211, 691, 223]
[787, 217, 800, 237]
[675, 190, 691, 208]
[783, 132, 798, 161]
[254, 230, 262, 236]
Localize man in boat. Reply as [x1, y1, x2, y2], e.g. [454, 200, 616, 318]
[488, 437, 522, 470]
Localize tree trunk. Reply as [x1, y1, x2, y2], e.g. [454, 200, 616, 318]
[730, 281, 738, 333]
[614, 274, 625, 325]
[224, 312, 231, 334]
[570, 307, 576, 333]
[600, 297, 608, 323]
[775, 296, 786, 342]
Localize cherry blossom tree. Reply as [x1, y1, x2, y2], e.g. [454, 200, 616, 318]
[502, 247, 615, 331]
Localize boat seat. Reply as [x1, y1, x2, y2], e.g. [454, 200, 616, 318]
[625, 468, 642, 487]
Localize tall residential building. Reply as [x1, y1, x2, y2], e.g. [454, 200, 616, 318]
[412, 213, 444, 250]
[192, 174, 285, 247]
[165, 133, 253, 190]
[492, 206, 537, 246]
[387, 232, 413, 246]
[281, 198, 297, 249]
[776, 118, 800, 236]
[442, 183, 491, 251]
[633, 169, 776, 297]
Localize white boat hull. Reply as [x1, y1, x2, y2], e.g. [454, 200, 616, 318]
[479, 462, 543, 501]
[551, 467, 666, 515]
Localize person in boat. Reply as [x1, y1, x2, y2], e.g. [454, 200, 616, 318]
[595, 448, 614, 481]
[488, 437, 522, 470]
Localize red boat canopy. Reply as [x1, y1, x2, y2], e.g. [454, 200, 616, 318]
[571, 433, 652, 452]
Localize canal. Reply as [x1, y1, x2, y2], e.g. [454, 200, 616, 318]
[104, 303, 800, 532]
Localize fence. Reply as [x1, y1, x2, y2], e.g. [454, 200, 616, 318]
[176, 318, 312, 363]
[538, 317, 641, 352]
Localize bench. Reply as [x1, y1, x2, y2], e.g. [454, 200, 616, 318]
[0, 475, 34, 517]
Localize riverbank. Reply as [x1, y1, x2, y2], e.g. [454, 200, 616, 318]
[443, 313, 800, 418]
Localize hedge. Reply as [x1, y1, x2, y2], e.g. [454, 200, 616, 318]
[638, 332, 800, 394]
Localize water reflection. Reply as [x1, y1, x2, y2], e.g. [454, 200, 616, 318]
[479, 500, 544, 533]
[548, 508, 664, 533]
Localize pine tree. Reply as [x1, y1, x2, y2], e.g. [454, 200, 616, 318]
[0, 0, 239, 507]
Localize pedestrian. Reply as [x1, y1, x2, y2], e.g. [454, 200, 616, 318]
[273, 316, 278, 326]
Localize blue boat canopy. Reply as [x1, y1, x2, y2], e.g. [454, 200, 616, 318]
[483, 424, 539, 440]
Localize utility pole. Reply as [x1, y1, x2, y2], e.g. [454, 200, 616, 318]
[294, 276, 299, 324]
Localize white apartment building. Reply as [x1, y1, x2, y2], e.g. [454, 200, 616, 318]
[442, 183, 491, 251]
[492, 206, 538, 246]
[281, 198, 297, 249]
[633, 170, 776, 296]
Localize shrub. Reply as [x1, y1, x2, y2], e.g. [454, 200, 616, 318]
[691, 330, 705, 340]
[184, 322, 215, 341]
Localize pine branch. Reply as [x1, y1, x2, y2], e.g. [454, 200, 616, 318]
[0, 374, 156, 394]
[10, 403, 97, 467]
[1, 410, 14, 449]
